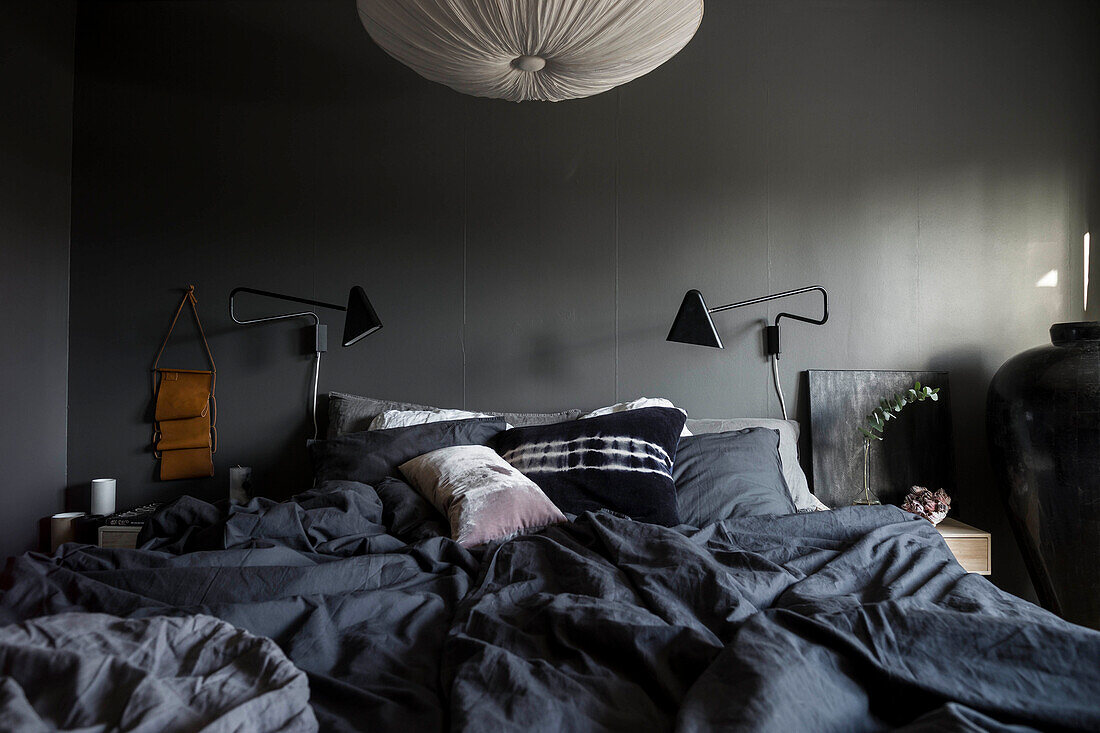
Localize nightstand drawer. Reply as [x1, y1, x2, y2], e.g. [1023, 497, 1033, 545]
[943, 536, 991, 574]
[936, 518, 991, 575]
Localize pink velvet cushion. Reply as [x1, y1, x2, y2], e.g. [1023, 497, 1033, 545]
[398, 445, 567, 547]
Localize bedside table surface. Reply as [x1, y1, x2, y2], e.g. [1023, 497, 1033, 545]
[935, 517, 987, 536]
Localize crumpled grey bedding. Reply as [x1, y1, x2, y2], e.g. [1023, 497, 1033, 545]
[1, 480, 1098, 732]
[0, 612, 315, 732]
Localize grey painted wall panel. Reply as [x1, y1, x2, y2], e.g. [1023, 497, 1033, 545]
[0, 2, 75, 557]
[617, 0, 773, 417]
[62, 0, 1098, 602]
[67, 1, 468, 501]
[463, 96, 619, 412]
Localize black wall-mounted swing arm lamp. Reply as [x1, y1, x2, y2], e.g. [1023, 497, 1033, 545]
[230, 286, 382, 438]
[666, 285, 829, 418]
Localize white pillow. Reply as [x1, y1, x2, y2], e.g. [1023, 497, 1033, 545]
[368, 408, 505, 431]
[580, 397, 693, 437]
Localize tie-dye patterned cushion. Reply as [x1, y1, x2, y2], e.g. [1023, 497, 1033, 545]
[399, 445, 567, 547]
[492, 406, 686, 526]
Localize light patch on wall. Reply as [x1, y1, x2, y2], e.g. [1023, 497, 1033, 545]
[1035, 269, 1058, 288]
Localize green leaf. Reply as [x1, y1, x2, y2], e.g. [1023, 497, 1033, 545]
[857, 381, 942, 440]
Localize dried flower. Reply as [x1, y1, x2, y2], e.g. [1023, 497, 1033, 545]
[902, 486, 951, 525]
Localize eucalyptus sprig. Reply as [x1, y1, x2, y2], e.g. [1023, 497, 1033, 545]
[858, 382, 940, 442]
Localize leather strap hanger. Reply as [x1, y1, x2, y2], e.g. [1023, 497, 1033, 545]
[151, 285, 217, 397]
[151, 286, 218, 466]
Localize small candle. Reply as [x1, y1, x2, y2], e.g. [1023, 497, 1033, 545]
[51, 512, 86, 552]
[230, 466, 252, 504]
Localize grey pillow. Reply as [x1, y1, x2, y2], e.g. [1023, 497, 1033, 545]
[327, 392, 582, 438]
[309, 417, 507, 486]
[673, 428, 796, 526]
[685, 418, 816, 510]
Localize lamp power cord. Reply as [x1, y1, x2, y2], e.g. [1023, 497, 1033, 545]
[310, 352, 322, 440]
[771, 354, 789, 421]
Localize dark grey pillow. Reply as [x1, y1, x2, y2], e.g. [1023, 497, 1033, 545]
[673, 428, 795, 526]
[326, 392, 583, 438]
[686, 417, 811, 509]
[374, 477, 449, 542]
[309, 417, 507, 486]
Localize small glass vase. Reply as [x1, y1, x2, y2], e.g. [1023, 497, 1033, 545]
[853, 437, 881, 506]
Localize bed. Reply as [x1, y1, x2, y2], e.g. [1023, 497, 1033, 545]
[1, 394, 1098, 732]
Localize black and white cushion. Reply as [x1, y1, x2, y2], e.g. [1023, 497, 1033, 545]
[492, 406, 686, 526]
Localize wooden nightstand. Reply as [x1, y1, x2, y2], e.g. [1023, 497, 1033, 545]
[98, 525, 141, 549]
[96, 503, 161, 549]
[936, 518, 991, 575]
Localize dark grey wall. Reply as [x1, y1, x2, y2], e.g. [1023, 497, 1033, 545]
[0, 2, 74, 557]
[66, 0, 1098, 600]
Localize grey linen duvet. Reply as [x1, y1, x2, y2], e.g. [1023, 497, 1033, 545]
[0, 612, 315, 731]
[0, 481, 1097, 732]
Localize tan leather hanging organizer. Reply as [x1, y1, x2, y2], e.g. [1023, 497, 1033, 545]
[152, 286, 217, 480]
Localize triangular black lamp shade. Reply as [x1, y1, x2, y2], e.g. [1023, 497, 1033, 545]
[667, 289, 723, 348]
[343, 286, 383, 347]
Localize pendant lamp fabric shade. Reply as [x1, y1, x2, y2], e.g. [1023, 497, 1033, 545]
[356, 0, 704, 102]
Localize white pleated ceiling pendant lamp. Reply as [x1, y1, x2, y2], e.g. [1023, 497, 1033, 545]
[356, 0, 704, 102]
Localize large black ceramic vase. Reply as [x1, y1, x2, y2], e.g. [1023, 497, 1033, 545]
[987, 322, 1100, 629]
